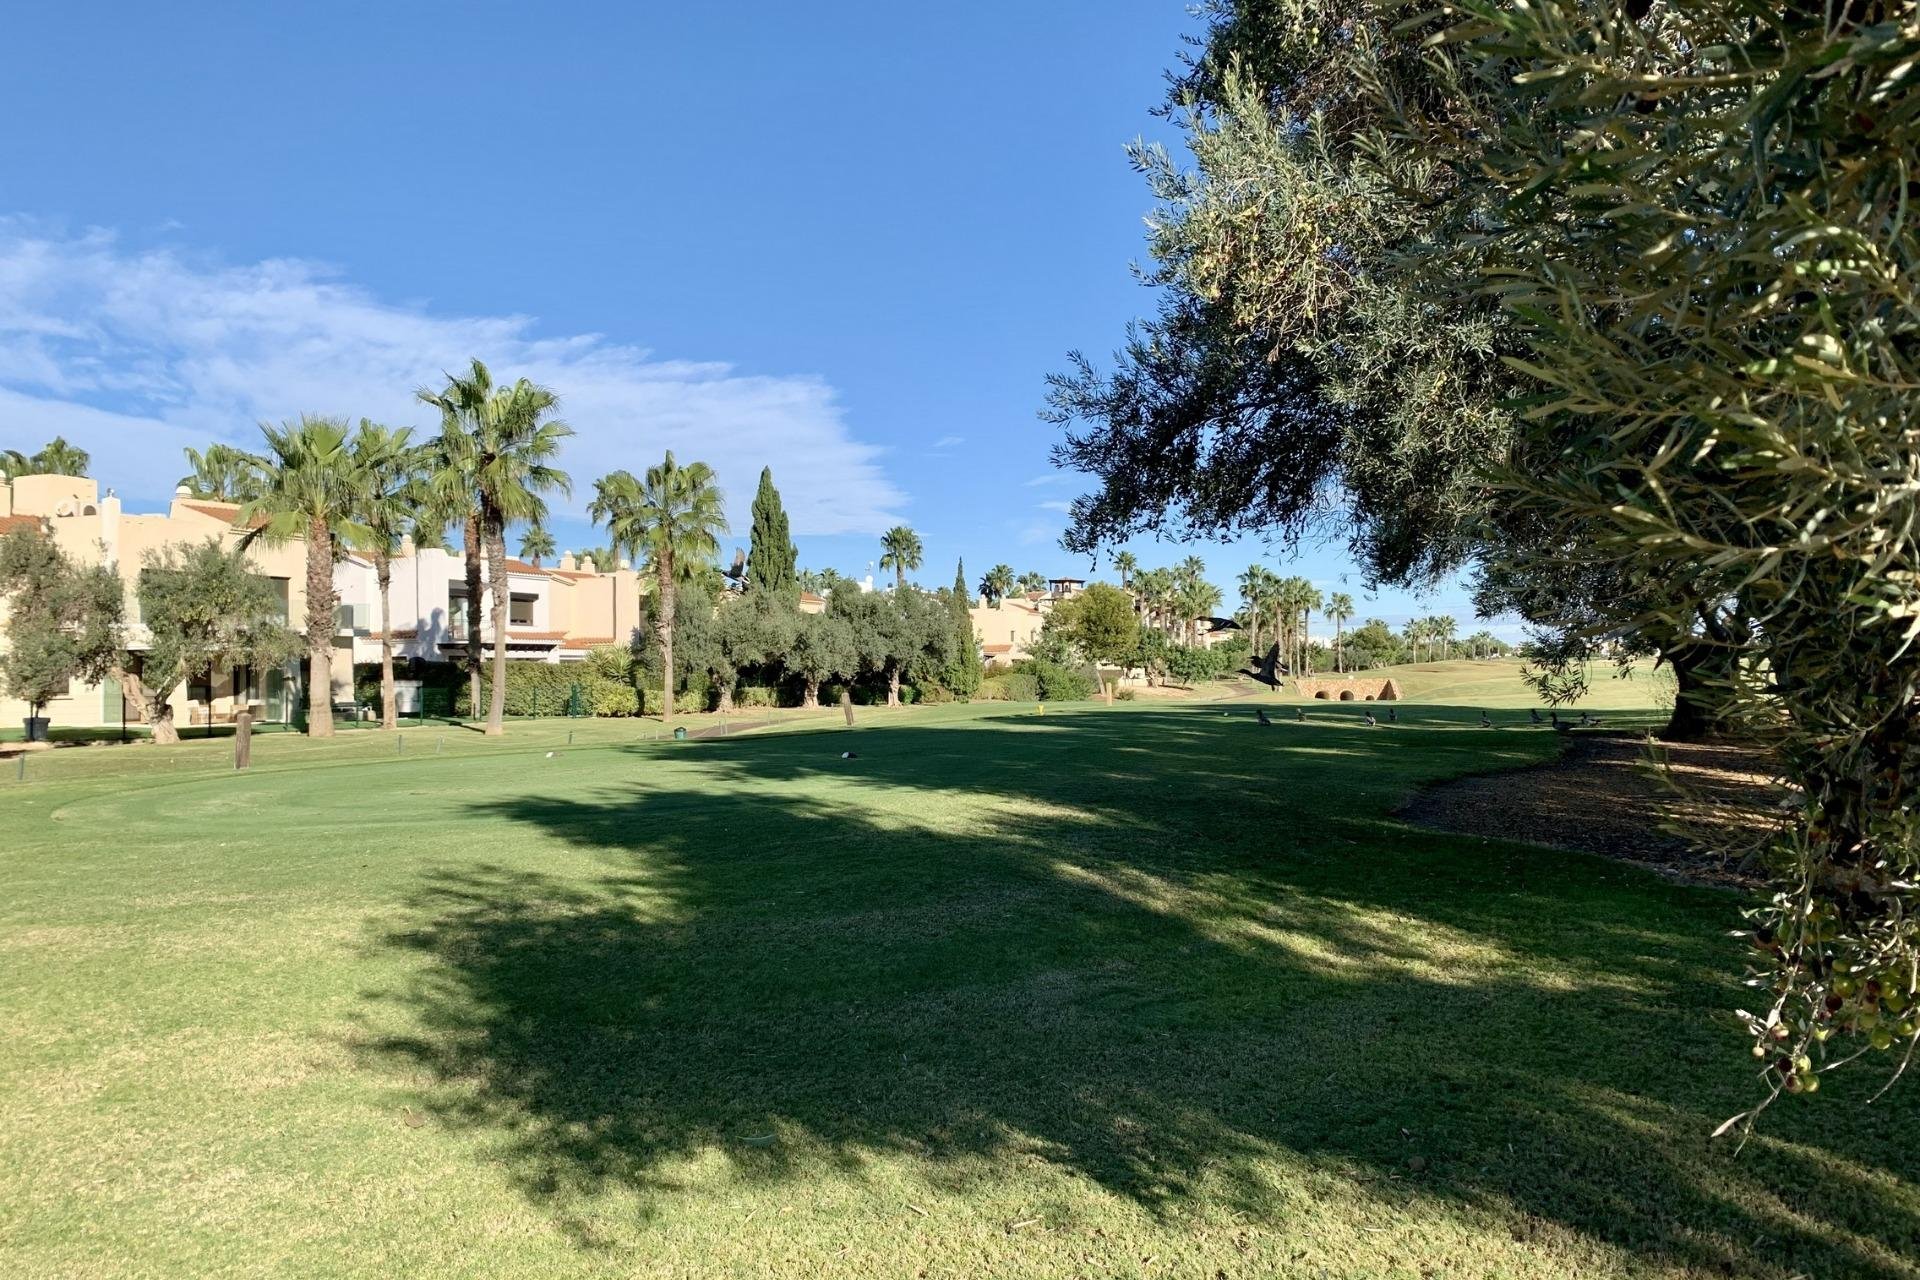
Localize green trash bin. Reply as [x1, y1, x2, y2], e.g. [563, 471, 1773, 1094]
[673, 726, 688, 741]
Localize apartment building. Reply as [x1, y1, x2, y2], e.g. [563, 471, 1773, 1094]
[2, 469, 648, 732]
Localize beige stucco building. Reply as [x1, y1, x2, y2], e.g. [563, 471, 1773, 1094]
[2, 468, 652, 732]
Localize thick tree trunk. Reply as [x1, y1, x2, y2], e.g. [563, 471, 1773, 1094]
[306, 517, 335, 737]
[657, 559, 676, 723]
[1659, 642, 1721, 743]
[464, 512, 483, 720]
[886, 663, 901, 708]
[717, 682, 735, 714]
[802, 678, 820, 709]
[484, 514, 508, 736]
[377, 550, 397, 731]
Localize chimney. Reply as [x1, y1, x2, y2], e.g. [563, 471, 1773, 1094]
[175, 484, 191, 497]
[580, 555, 596, 574]
[558, 550, 576, 572]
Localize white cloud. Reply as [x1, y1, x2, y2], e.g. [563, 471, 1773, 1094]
[0, 224, 904, 535]
[929, 435, 964, 450]
[1036, 499, 1073, 513]
[1023, 473, 1071, 487]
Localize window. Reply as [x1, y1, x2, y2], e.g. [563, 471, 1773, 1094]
[509, 594, 536, 627]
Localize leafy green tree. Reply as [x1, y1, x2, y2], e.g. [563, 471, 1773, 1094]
[712, 595, 799, 713]
[590, 452, 728, 724]
[178, 443, 268, 502]
[349, 421, 424, 730]
[879, 525, 923, 591]
[790, 609, 858, 709]
[830, 586, 916, 707]
[120, 540, 298, 744]
[517, 524, 556, 567]
[1396, 0, 1920, 1110]
[240, 415, 368, 738]
[0, 527, 123, 731]
[747, 467, 798, 600]
[1057, 582, 1139, 673]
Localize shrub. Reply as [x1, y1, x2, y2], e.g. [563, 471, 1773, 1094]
[1114, 687, 1137, 702]
[736, 684, 781, 709]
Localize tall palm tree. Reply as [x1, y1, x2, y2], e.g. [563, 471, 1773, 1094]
[0, 448, 32, 476]
[1016, 569, 1048, 595]
[240, 415, 368, 738]
[420, 360, 573, 736]
[979, 563, 1016, 605]
[1297, 584, 1323, 676]
[878, 525, 923, 590]
[590, 451, 727, 724]
[348, 421, 422, 731]
[518, 524, 556, 567]
[1326, 592, 1354, 673]
[1112, 550, 1138, 589]
[31, 436, 89, 477]
[1238, 565, 1275, 660]
[1434, 614, 1458, 662]
[419, 367, 491, 717]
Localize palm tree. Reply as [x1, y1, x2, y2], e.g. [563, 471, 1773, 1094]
[240, 415, 368, 738]
[1112, 550, 1138, 589]
[1326, 592, 1354, 674]
[1179, 577, 1224, 647]
[518, 524, 556, 567]
[1016, 569, 1048, 595]
[0, 448, 32, 476]
[590, 451, 727, 724]
[419, 368, 491, 717]
[420, 360, 573, 736]
[179, 443, 268, 502]
[1434, 614, 1458, 662]
[1238, 565, 1275, 661]
[348, 421, 422, 731]
[878, 525, 923, 590]
[979, 563, 1015, 605]
[1297, 584, 1323, 675]
[31, 436, 89, 477]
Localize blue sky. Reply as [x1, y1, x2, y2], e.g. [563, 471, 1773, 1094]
[0, 2, 1497, 635]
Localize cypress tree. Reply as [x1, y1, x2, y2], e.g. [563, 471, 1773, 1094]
[946, 558, 982, 698]
[746, 467, 797, 599]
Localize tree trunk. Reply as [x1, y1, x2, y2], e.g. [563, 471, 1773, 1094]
[377, 549, 397, 731]
[115, 664, 179, 746]
[886, 663, 901, 707]
[802, 678, 820, 710]
[1336, 619, 1344, 674]
[657, 558, 676, 723]
[306, 516, 335, 737]
[464, 512, 483, 720]
[1660, 641, 1721, 743]
[717, 680, 735, 714]
[484, 512, 508, 736]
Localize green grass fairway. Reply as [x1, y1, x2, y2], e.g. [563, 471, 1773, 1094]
[3, 694, 1915, 1278]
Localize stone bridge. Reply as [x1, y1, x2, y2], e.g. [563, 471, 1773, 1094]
[1295, 676, 1402, 702]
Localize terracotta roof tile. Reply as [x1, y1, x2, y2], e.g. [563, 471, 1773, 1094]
[181, 501, 271, 531]
[0, 514, 47, 535]
[563, 635, 614, 648]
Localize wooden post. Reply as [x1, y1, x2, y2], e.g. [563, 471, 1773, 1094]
[841, 689, 856, 728]
[234, 710, 253, 771]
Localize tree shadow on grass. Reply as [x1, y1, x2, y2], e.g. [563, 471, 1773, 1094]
[356, 705, 1920, 1274]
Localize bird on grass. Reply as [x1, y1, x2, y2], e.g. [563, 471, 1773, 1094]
[1256, 708, 1272, 726]
[1531, 708, 1543, 725]
[1296, 707, 1306, 722]
[841, 751, 858, 759]
[1388, 706, 1397, 723]
[1550, 710, 1561, 729]
[1365, 710, 1378, 727]
[1579, 710, 1596, 727]
[1480, 712, 1492, 729]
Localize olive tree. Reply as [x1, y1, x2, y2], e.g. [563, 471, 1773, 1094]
[120, 540, 299, 744]
[0, 527, 123, 733]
